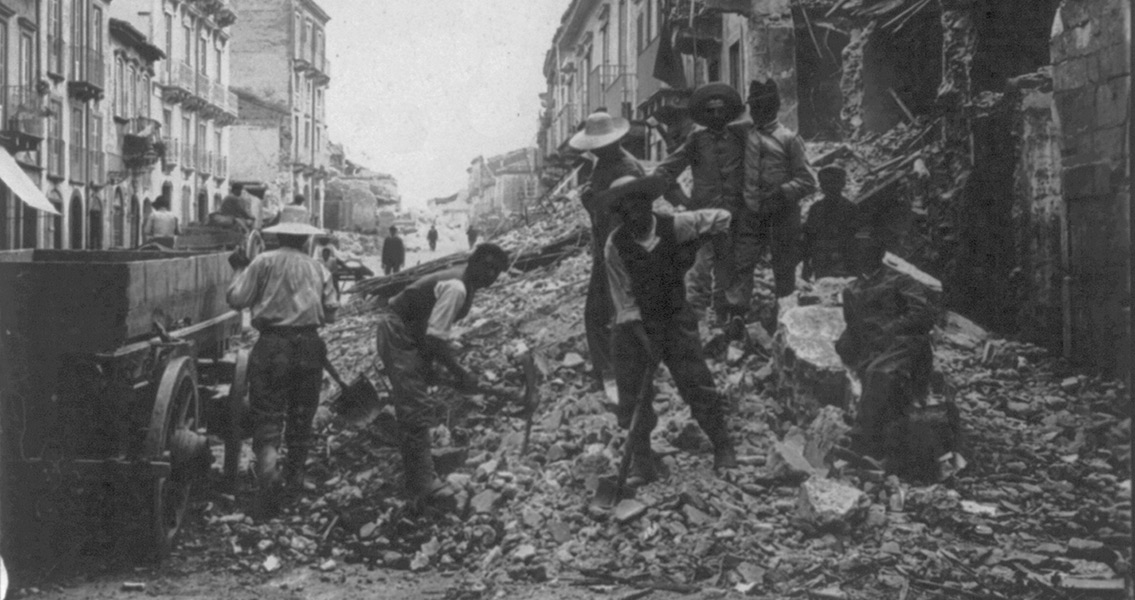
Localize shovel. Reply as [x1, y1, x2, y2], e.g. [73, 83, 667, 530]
[323, 356, 382, 427]
[591, 330, 659, 510]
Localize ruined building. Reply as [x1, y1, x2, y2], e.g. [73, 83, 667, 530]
[537, 0, 1132, 380]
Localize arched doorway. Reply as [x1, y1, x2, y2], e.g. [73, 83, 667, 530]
[130, 195, 141, 247]
[87, 193, 103, 249]
[47, 190, 63, 249]
[68, 192, 83, 249]
[196, 189, 208, 224]
[113, 188, 126, 247]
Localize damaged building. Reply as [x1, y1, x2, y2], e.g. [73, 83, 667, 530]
[537, 0, 1132, 379]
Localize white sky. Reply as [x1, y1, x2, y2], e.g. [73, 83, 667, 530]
[320, 0, 570, 208]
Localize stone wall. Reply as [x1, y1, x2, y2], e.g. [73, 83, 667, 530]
[1050, 0, 1131, 377]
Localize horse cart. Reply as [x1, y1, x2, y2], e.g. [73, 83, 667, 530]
[0, 248, 252, 562]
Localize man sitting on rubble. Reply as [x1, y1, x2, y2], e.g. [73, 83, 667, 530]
[835, 226, 936, 461]
[226, 211, 338, 519]
[376, 243, 510, 506]
[570, 110, 645, 401]
[653, 82, 747, 330]
[604, 175, 738, 483]
[801, 165, 860, 280]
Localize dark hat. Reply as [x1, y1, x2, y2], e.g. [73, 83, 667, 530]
[597, 175, 669, 213]
[818, 164, 848, 187]
[748, 78, 780, 103]
[688, 83, 744, 126]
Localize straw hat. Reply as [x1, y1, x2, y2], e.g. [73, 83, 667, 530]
[263, 204, 322, 235]
[569, 111, 631, 151]
[598, 175, 669, 213]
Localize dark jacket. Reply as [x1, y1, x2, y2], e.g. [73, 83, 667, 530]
[654, 123, 749, 211]
[835, 267, 935, 371]
[742, 121, 815, 214]
[581, 148, 645, 264]
[382, 235, 405, 267]
[802, 194, 861, 278]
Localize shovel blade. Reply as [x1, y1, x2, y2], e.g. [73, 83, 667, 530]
[589, 475, 635, 510]
[334, 376, 382, 427]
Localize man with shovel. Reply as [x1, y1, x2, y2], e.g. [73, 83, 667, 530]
[376, 243, 510, 506]
[226, 212, 338, 519]
[603, 175, 739, 486]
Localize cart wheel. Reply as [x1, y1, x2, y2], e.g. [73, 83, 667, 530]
[143, 356, 201, 559]
[224, 349, 250, 488]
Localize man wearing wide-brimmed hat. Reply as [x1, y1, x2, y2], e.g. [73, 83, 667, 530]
[654, 82, 748, 327]
[227, 209, 338, 519]
[733, 78, 815, 324]
[801, 164, 860, 279]
[601, 175, 739, 483]
[570, 110, 645, 400]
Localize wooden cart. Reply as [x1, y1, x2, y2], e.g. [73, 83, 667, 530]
[0, 249, 249, 561]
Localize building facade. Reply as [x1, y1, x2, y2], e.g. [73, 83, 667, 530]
[0, 0, 237, 251]
[228, 0, 329, 225]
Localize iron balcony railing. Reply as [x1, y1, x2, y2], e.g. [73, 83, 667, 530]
[195, 72, 210, 101]
[224, 89, 238, 115]
[175, 61, 195, 93]
[46, 137, 65, 178]
[2, 86, 45, 139]
[198, 149, 213, 174]
[182, 141, 195, 170]
[215, 154, 227, 178]
[69, 45, 105, 90]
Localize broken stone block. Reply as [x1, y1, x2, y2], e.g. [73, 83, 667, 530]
[804, 406, 850, 472]
[1067, 538, 1108, 561]
[562, 352, 585, 369]
[764, 431, 816, 483]
[470, 489, 501, 514]
[773, 303, 851, 424]
[614, 499, 647, 524]
[938, 311, 989, 349]
[797, 477, 867, 531]
[682, 504, 714, 527]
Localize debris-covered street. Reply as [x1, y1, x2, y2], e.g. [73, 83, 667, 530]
[0, 0, 1131, 599]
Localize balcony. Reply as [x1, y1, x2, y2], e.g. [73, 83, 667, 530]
[68, 46, 104, 101]
[162, 62, 198, 106]
[69, 144, 87, 182]
[46, 137, 65, 179]
[0, 86, 45, 153]
[313, 56, 330, 83]
[181, 141, 196, 170]
[198, 149, 213, 175]
[88, 149, 105, 185]
[604, 72, 637, 119]
[162, 137, 180, 168]
[123, 117, 162, 168]
[213, 154, 228, 179]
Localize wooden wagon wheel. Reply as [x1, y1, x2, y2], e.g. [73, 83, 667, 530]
[143, 356, 201, 559]
[245, 229, 265, 261]
[223, 349, 251, 489]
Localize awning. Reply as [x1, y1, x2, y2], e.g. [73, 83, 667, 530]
[0, 149, 59, 215]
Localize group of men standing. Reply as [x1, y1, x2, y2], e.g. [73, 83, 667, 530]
[223, 78, 937, 520]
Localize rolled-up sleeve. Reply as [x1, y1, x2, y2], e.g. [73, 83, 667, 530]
[672, 209, 732, 243]
[605, 233, 641, 324]
[426, 280, 468, 339]
[226, 256, 264, 310]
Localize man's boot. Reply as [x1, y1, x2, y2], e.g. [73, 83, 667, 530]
[401, 429, 458, 511]
[698, 409, 738, 471]
[283, 446, 309, 492]
[253, 443, 282, 519]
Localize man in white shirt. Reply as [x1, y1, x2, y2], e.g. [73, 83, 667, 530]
[142, 196, 180, 247]
[603, 175, 739, 486]
[377, 243, 510, 505]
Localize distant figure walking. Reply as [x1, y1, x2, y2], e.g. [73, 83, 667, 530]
[466, 224, 479, 248]
[143, 195, 180, 247]
[383, 226, 406, 275]
[427, 224, 439, 252]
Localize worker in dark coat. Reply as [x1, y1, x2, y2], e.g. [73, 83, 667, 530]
[427, 224, 439, 252]
[376, 244, 510, 505]
[604, 175, 738, 484]
[801, 165, 860, 280]
[215, 182, 256, 232]
[653, 83, 747, 325]
[835, 227, 936, 459]
[570, 111, 645, 400]
[732, 79, 816, 330]
[382, 226, 406, 275]
[226, 215, 338, 518]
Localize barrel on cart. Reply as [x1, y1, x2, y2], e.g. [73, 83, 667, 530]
[0, 249, 250, 563]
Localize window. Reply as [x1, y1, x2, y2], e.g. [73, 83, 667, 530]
[214, 130, 222, 157]
[645, 0, 653, 41]
[198, 27, 208, 74]
[48, 0, 63, 75]
[214, 39, 222, 80]
[617, 0, 627, 67]
[293, 116, 299, 156]
[164, 12, 173, 65]
[600, 24, 609, 66]
[303, 21, 311, 60]
[91, 5, 103, 52]
[294, 13, 302, 56]
[128, 65, 137, 117]
[115, 58, 124, 116]
[729, 42, 742, 93]
[183, 19, 192, 63]
[47, 192, 63, 248]
[637, 11, 645, 53]
[71, 104, 84, 150]
[304, 118, 310, 155]
[19, 31, 33, 88]
[142, 74, 151, 117]
[71, 0, 84, 51]
[163, 108, 172, 138]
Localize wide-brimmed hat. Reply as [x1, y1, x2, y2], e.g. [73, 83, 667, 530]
[689, 83, 744, 126]
[598, 175, 669, 212]
[569, 111, 631, 151]
[264, 204, 322, 235]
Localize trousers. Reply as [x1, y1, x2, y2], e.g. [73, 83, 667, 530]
[584, 261, 615, 382]
[248, 327, 325, 456]
[685, 230, 735, 317]
[728, 205, 801, 306]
